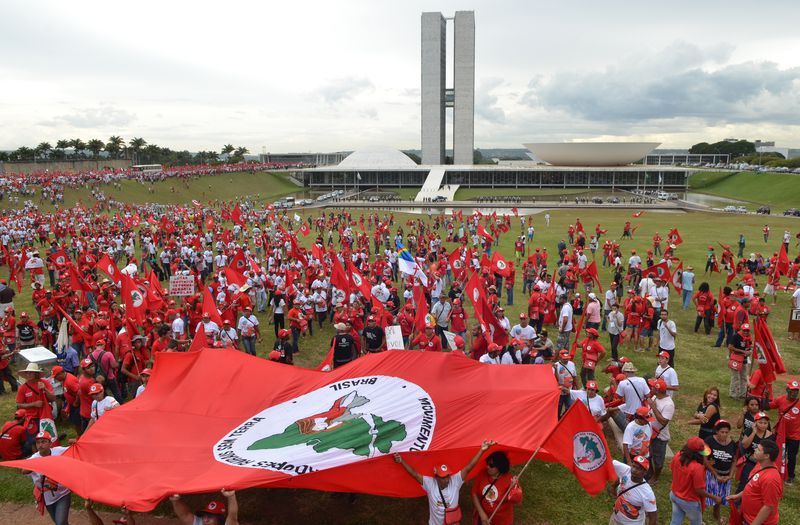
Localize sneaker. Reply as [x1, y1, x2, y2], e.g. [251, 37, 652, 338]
[788, 478, 795, 485]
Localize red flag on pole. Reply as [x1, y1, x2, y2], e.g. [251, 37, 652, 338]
[641, 261, 672, 282]
[120, 273, 146, 324]
[231, 204, 244, 226]
[413, 284, 429, 331]
[299, 223, 310, 237]
[202, 285, 224, 326]
[330, 252, 350, 297]
[671, 261, 684, 294]
[583, 260, 603, 293]
[491, 251, 512, 278]
[97, 254, 122, 286]
[776, 242, 790, 275]
[753, 316, 786, 383]
[477, 224, 494, 244]
[667, 228, 683, 246]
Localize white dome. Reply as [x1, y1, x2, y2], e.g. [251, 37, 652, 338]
[338, 147, 418, 169]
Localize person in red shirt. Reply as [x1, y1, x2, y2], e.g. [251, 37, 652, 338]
[470, 325, 489, 361]
[768, 380, 800, 483]
[50, 366, 80, 431]
[411, 325, 442, 352]
[78, 358, 97, 433]
[577, 327, 605, 387]
[15, 363, 56, 440]
[449, 298, 468, 338]
[0, 409, 29, 460]
[669, 437, 720, 522]
[728, 439, 783, 525]
[470, 451, 522, 525]
[121, 336, 149, 400]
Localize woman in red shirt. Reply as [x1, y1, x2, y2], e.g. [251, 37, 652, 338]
[669, 437, 720, 523]
[449, 299, 468, 338]
[470, 451, 522, 525]
[692, 283, 715, 335]
[578, 328, 605, 387]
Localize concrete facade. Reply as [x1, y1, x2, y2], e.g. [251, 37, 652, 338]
[421, 12, 446, 165]
[453, 11, 475, 165]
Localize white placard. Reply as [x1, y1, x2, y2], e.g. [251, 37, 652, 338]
[18, 346, 57, 365]
[169, 275, 196, 296]
[385, 325, 405, 350]
[443, 330, 458, 351]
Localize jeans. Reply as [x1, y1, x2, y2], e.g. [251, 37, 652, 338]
[506, 286, 513, 306]
[46, 494, 71, 525]
[609, 333, 620, 360]
[242, 336, 257, 356]
[787, 438, 799, 480]
[681, 289, 692, 309]
[669, 492, 702, 525]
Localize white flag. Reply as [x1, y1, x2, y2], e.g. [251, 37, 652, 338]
[294, 213, 301, 222]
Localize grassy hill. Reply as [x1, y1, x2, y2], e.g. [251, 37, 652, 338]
[689, 171, 800, 209]
[2, 191, 800, 522]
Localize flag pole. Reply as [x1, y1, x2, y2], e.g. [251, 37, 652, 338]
[487, 404, 574, 524]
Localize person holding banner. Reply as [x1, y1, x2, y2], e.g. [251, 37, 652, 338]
[768, 381, 800, 484]
[470, 450, 523, 525]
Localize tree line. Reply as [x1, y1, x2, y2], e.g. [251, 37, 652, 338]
[0, 138, 250, 166]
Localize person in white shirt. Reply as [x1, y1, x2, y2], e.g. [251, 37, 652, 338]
[394, 440, 495, 525]
[656, 310, 677, 366]
[614, 362, 650, 430]
[646, 379, 675, 484]
[553, 349, 578, 416]
[609, 457, 658, 525]
[638, 276, 656, 299]
[510, 314, 537, 358]
[479, 344, 502, 364]
[135, 368, 151, 398]
[87, 382, 120, 431]
[563, 379, 610, 422]
[237, 307, 260, 356]
[653, 351, 679, 396]
[218, 320, 239, 349]
[196, 313, 220, 344]
[22, 432, 72, 524]
[171, 315, 185, 340]
[556, 296, 574, 350]
[628, 251, 641, 269]
[500, 339, 524, 364]
[623, 407, 653, 460]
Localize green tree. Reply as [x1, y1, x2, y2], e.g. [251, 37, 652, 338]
[231, 146, 249, 163]
[35, 142, 52, 160]
[55, 139, 70, 159]
[86, 139, 105, 158]
[106, 135, 125, 159]
[69, 139, 86, 159]
[129, 137, 147, 164]
[12, 146, 35, 161]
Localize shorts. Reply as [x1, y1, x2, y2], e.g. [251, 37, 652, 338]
[764, 284, 776, 296]
[639, 328, 652, 337]
[650, 437, 668, 469]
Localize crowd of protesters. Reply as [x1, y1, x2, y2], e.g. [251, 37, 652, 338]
[0, 187, 799, 525]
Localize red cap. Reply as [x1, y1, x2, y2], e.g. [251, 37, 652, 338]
[518, 312, 527, 319]
[651, 379, 667, 392]
[14, 409, 26, 419]
[277, 329, 291, 338]
[80, 357, 94, 369]
[140, 368, 152, 376]
[488, 343, 502, 353]
[453, 298, 461, 305]
[585, 328, 599, 337]
[615, 373, 626, 382]
[788, 381, 800, 390]
[50, 366, 64, 378]
[434, 464, 451, 477]
[199, 500, 226, 516]
[631, 455, 650, 471]
[619, 357, 630, 364]
[454, 335, 465, 349]
[89, 383, 104, 395]
[687, 436, 711, 456]
[657, 351, 670, 359]
[585, 380, 598, 390]
[754, 411, 770, 421]
[635, 406, 650, 418]
[268, 351, 281, 361]
[35, 431, 52, 441]
[558, 349, 570, 359]
[367, 315, 376, 322]
[740, 323, 750, 331]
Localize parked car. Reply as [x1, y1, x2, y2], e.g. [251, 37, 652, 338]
[736, 206, 748, 214]
[785, 208, 800, 217]
[756, 206, 771, 215]
[591, 197, 603, 204]
[723, 205, 737, 213]
[608, 197, 620, 204]
[432, 195, 447, 202]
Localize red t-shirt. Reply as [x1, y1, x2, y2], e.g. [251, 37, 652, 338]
[450, 308, 468, 333]
[471, 334, 489, 360]
[411, 333, 442, 352]
[670, 453, 705, 503]
[580, 339, 604, 369]
[470, 470, 522, 525]
[0, 420, 27, 460]
[15, 380, 54, 420]
[769, 395, 800, 440]
[78, 375, 96, 419]
[741, 465, 782, 525]
[61, 372, 80, 413]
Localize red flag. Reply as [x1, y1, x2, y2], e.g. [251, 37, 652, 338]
[725, 263, 738, 284]
[511, 207, 518, 216]
[667, 228, 683, 246]
[312, 243, 325, 262]
[582, 261, 603, 293]
[97, 254, 122, 286]
[641, 261, 671, 282]
[330, 252, 350, 296]
[1, 351, 559, 511]
[346, 260, 371, 300]
[477, 224, 494, 244]
[539, 401, 616, 495]
[67, 265, 93, 293]
[231, 204, 244, 226]
[202, 285, 224, 326]
[671, 261, 684, 294]
[160, 216, 175, 234]
[464, 271, 508, 346]
[448, 248, 466, 281]
[316, 339, 335, 371]
[753, 316, 786, 384]
[491, 251, 512, 278]
[54, 304, 90, 341]
[204, 215, 215, 231]
[49, 249, 70, 268]
[413, 284, 429, 331]
[632, 211, 644, 218]
[121, 273, 146, 324]
[229, 250, 249, 275]
[299, 223, 310, 237]
[189, 324, 205, 353]
[777, 242, 790, 275]
[223, 266, 247, 288]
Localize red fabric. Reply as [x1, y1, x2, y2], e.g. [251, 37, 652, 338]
[671, 261, 684, 293]
[121, 273, 146, 324]
[641, 261, 671, 282]
[97, 254, 122, 286]
[231, 205, 244, 226]
[669, 453, 705, 503]
[776, 242, 790, 276]
[770, 395, 800, 440]
[740, 465, 782, 525]
[201, 286, 224, 327]
[667, 228, 683, 246]
[471, 470, 521, 525]
[412, 285, 429, 331]
[491, 252, 512, 278]
[0, 421, 27, 460]
[539, 401, 616, 495]
[753, 317, 786, 384]
[2, 351, 559, 511]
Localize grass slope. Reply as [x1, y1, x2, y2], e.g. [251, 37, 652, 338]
[690, 171, 800, 209]
[2, 200, 800, 523]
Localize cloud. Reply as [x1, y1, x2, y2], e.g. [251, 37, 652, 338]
[521, 42, 800, 125]
[475, 77, 506, 124]
[41, 106, 137, 128]
[316, 77, 374, 104]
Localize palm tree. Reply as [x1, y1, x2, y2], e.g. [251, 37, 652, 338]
[129, 137, 146, 164]
[86, 139, 105, 158]
[221, 144, 235, 162]
[12, 147, 35, 161]
[231, 146, 249, 163]
[35, 142, 52, 160]
[106, 135, 125, 159]
[55, 139, 69, 156]
[70, 139, 86, 159]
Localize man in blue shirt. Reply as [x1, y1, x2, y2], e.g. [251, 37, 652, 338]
[63, 345, 80, 375]
[681, 266, 695, 310]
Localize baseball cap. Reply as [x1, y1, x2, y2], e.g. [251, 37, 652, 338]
[558, 349, 570, 359]
[434, 464, 451, 478]
[635, 406, 650, 418]
[35, 431, 52, 441]
[367, 315, 376, 322]
[89, 383, 104, 395]
[585, 328, 599, 337]
[754, 411, 770, 421]
[631, 455, 650, 471]
[585, 380, 598, 390]
[518, 312, 527, 319]
[687, 436, 711, 456]
[50, 366, 64, 378]
[651, 379, 667, 392]
[80, 358, 94, 369]
[140, 368, 152, 376]
[657, 351, 670, 359]
[197, 500, 226, 516]
[788, 381, 800, 390]
[14, 409, 26, 419]
[714, 419, 732, 430]
[615, 373, 626, 382]
[488, 343, 502, 353]
[454, 335, 465, 349]
[740, 323, 750, 331]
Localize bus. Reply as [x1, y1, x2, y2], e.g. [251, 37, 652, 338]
[131, 164, 163, 174]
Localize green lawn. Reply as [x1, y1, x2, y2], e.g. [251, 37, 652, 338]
[689, 170, 800, 209]
[2, 204, 800, 524]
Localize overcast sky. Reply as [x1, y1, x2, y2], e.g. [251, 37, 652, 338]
[3, 0, 800, 152]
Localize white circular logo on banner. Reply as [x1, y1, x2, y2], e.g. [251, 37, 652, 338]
[496, 260, 506, 270]
[352, 273, 362, 287]
[573, 431, 606, 472]
[130, 290, 144, 308]
[107, 264, 115, 275]
[213, 376, 436, 475]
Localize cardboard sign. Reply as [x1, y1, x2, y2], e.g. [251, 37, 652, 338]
[169, 275, 196, 296]
[443, 330, 458, 351]
[385, 325, 405, 350]
[790, 309, 800, 334]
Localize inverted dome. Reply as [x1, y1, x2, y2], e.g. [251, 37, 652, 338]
[523, 142, 660, 166]
[338, 147, 418, 169]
